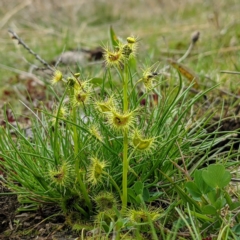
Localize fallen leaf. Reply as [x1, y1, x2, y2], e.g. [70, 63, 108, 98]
[168, 59, 199, 88]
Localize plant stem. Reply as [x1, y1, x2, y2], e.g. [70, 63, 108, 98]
[72, 106, 92, 211]
[122, 64, 129, 212]
[123, 65, 129, 112]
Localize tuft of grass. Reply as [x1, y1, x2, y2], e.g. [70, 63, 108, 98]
[1, 28, 240, 239]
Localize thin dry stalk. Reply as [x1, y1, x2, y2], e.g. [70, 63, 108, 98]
[8, 29, 54, 72]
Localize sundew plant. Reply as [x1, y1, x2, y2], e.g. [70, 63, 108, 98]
[1, 29, 239, 239]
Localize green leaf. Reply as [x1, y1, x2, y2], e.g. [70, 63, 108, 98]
[202, 205, 217, 215]
[224, 191, 240, 210]
[185, 181, 202, 198]
[207, 190, 218, 204]
[134, 181, 144, 195]
[115, 219, 124, 231]
[213, 197, 226, 210]
[224, 191, 233, 208]
[142, 188, 150, 201]
[109, 26, 119, 49]
[189, 210, 214, 222]
[127, 188, 137, 203]
[101, 222, 109, 233]
[135, 194, 142, 204]
[90, 77, 103, 85]
[194, 169, 212, 194]
[202, 164, 231, 189]
[230, 201, 240, 211]
[128, 57, 137, 72]
[232, 223, 240, 235]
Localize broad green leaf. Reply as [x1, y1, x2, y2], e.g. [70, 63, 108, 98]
[232, 223, 240, 235]
[101, 222, 109, 233]
[224, 191, 233, 208]
[230, 201, 240, 211]
[202, 164, 231, 189]
[128, 57, 137, 72]
[185, 181, 202, 198]
[109, 26, 119, 49]
[202, 205, 217, 215]
[135, 194, 142, 204]
[224, 191, 240, 211]
[207, 190, 218, 204]
[90, 77, 103, 85]
[142, 188, 150, 201]
[194, 169, 212, 194]
[134, 181, 144, 195]
[213, 197, 226, 210]
[127, 188, 136, 203]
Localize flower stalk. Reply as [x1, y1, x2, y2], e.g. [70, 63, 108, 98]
[122, 63, 129, 213]
[72, 104, 92, 212]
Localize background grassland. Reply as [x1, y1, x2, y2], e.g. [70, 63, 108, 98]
[0, 0, 240, 84]
[0, 0, 239, 124]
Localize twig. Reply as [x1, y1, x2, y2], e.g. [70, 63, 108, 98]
[220, 70, 240, 75]
[54, 46, 66, 68]
[8, 29, 54, 72]
[177, 31, 200, 63]
[218, 88, 240, 99]
[159, 31, 200, 74]
[176, 141, 192, 181]
[190, 45, 240, 60]
[231, 178, 240, 183]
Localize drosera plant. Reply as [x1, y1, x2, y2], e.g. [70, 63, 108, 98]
[0, 28, 239, 239]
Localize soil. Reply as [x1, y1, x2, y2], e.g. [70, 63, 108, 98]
[0, 184, 18, 239]
[206, 117, 240, 153]
[0, 182, 77, 240]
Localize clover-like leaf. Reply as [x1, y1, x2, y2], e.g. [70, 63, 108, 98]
[194, 169, 212, 194]
[213, 197, 226, 210]
[134, 181, 144, 195]
[232, 223, 240, 235]
[202, 164, 231, 189]
[143, 188, 150, 201]
[127, 188, 136, 203]
[185, 181, 202, 198]
[202, 205, 217, 215]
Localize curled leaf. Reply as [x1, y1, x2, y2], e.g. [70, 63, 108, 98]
[168, 59, 199, 88]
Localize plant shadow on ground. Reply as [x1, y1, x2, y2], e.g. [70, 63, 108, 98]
[0, 183, 73, 239]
